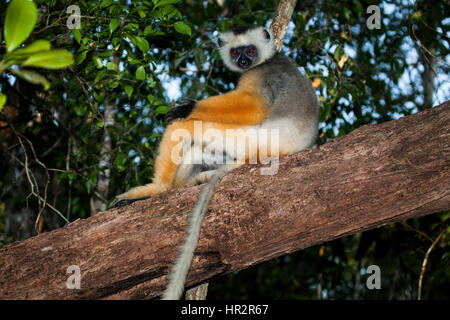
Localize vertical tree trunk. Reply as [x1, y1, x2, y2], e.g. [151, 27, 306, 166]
[90, 103, 114, 215]
[418, 50, 435, 111]
[270, 0, 297, 51]
[90, 49, 121, 215]
[90, 1, 127, 215]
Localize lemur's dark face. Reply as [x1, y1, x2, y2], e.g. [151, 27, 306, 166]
[217, 26, 275, 73]
[229, 45, 258, 70]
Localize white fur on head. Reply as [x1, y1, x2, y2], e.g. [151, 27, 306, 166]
[217, 26, 276, 73]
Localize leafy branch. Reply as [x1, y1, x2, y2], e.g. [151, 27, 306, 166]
[0, 0, 73, 111]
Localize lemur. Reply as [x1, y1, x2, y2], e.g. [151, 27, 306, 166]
[113, 25, 319, 299]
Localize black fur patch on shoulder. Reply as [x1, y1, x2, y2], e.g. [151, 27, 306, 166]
[164, 99, 196, 122]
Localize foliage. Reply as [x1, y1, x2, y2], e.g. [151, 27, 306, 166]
[0, 0, 448, 299]
[0, 0, 73, 110]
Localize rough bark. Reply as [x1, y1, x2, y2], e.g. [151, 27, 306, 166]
[0, 101, 449, 300]
[270, 0, 297, 51]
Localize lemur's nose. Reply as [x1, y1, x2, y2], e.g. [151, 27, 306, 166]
[238, 58, 250, 68]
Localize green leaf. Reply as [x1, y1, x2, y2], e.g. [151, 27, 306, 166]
[94, 69, 105, 82]
[85, 175, 97, 194]
[144, 25, 155, 36]
[73, 104, 88, 116]
[0, 93, 6, 111]
[144, 25, 166, 37]
[106, 61, 118, 71]
[411, 11, 422, 21]
[148, 78, 156, 88]
[137, 8, 146, 18]
[134, 37, 150, 53]
[123, 23, 139, 32]
[93, 56, 103, 69]
[333, 45, 344, 62]
[154, 105, 169, 114]
[151, 5, 177, 19]
[72, 29, 81, 44]
[109, 19, 120, 34]
[135, 65, 146, 80]
[173, 21, 191, 36]
[22, 50, 74, 69]
[116, 153, 127, 171]
[149, 133, 162, 140]
[10, 69, 50, 90]
[10, 40, 51, 56]
[76, 50, 88, 65]
[4, 0, 37, 52]
[100, 0, 113, 8]
[109, 81, 120, 89]
[68, 172, 77, 186]
[93, 91, 104, 102]
[127, 57, 141, 65]
[154, 0, 180, 9]
[124, 85, 133, 98]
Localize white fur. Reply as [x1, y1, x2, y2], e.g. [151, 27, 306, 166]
[218, 27, 276, 73]
[200, 119, 316, 165]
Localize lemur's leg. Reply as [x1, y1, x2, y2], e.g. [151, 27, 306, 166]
[115, 120, 197, 201]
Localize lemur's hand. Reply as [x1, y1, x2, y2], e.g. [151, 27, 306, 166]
[164, 99, 197, 123]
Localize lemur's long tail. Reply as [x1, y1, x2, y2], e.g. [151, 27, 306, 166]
[161, 166, 229, 300]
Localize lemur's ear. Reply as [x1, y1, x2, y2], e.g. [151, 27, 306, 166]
[217, 37, 225, 48]
[263, 29, 271, 41]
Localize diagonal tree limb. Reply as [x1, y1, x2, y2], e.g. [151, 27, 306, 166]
[0, 101, 448, 299]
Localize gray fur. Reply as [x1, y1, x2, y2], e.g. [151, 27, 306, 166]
[254, 52, 318, 130]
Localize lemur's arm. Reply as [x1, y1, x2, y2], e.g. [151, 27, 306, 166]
[188, 90, 268, 125]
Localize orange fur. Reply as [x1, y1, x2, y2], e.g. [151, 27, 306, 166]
[117, 120, 245, 199]
[117, 73, 270, 200]
[188, 73, 268, 125]
[189, 91, 268, 125]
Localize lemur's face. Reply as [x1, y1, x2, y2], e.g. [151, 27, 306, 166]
[228, 45, 258, 70]
[217, 26, 275, 73]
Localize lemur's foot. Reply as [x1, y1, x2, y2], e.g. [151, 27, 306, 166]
[109, 196, 151, 209]
[110, 183, 169, 209]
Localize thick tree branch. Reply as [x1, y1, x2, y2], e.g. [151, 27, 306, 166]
[0, 101, 449, 299]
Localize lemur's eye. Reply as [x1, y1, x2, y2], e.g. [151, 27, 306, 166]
[231, 49, 238, 56]
[247, 47, 256, 55]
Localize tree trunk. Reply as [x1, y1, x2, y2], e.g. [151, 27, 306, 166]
[90, 102, 114, 215]
[270, 0, 297, 51]
[0, 101, 448, 300]
[418, 50, 435, 111]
